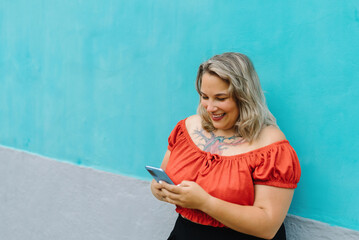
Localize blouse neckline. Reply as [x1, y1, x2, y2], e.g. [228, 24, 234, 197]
[181, 118, 289, 160]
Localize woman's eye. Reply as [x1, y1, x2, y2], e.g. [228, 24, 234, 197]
[201, 96, 209, 100]
[217, 98, 227, 101]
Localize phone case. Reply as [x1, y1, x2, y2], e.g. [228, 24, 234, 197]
[145, 166, 174, 185]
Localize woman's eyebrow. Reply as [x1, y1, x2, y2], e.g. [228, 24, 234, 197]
[200, 91, 228, 96]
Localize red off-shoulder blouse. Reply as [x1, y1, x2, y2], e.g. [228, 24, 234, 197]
[165, 119, 301, 227]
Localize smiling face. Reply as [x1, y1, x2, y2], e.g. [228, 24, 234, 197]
[200, 72, 239, 135]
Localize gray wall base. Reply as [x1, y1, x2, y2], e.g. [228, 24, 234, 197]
[1, 146, 358, 240]
[284, 215, 359, 240]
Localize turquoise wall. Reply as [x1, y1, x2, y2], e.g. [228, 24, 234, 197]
[1, 0, 358, 231]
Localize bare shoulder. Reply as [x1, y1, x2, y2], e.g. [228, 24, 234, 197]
[257, 125, 286, 147]
[185, 115, 202, 131]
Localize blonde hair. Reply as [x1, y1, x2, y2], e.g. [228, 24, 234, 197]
[196, 52, 277, 142]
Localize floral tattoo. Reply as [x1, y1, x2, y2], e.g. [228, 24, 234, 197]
[193, 129, 246, 154]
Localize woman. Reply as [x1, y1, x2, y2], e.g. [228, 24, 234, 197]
[150, 52, 301, 240]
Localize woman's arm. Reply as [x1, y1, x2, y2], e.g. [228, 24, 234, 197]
[202, 185, 294, 239]
[160, 150, 171, 170]
[160, 179, 294, 239]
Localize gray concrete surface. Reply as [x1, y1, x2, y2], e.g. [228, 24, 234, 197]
[285, 215, 359, 240]
[1, 146, 358, 240]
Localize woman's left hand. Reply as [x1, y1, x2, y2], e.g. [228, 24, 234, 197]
[160, 180, 211, 210]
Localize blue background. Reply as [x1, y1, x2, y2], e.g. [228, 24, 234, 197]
[1, 0, 359, 230]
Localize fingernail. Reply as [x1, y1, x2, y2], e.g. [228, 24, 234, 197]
[159, 181, 163, 184]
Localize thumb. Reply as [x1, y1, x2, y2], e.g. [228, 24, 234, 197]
[179, 180, 192, 187]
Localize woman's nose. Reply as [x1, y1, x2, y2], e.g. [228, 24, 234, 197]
[206, 102, 217, 112]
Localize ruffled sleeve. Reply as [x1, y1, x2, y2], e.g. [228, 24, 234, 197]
[252, 140, 301, 188]
[167, 120, 184, 151]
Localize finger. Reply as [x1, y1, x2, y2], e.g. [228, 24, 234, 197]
[160, 181, 182, 194]
[163, 193, 181, 205]
[159, 180, 173, 188]
[177, 181, 193, 188]
[154, 184, 163, 190]
[161, 188, 182, 201]
[164, 197, 180, 205]
[157, 190, 167, 201]
[161, 188, 175, 198]
[181, 180, 194, 185]
[152, 180, 162, 189]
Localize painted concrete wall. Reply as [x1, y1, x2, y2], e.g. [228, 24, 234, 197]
[1, 0, 359, 232]
[2, 146, 359, 240]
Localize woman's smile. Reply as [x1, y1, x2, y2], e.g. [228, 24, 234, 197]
[211, 113, 225, 121]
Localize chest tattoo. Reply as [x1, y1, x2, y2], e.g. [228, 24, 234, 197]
[193, 129, 246, 155]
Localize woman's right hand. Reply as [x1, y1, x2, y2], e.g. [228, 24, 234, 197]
[150, 179, 166, 202]
[150, 150, 171, 202]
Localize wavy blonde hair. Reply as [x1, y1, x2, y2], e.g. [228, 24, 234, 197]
[196, 52, 277, 142]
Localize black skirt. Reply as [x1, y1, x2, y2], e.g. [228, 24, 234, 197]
[167, 215, 286, 240]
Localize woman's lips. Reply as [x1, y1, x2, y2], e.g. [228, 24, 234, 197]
[211, 113, 225, 121]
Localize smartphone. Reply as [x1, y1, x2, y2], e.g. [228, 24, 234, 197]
[145, 166, 174, 185]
